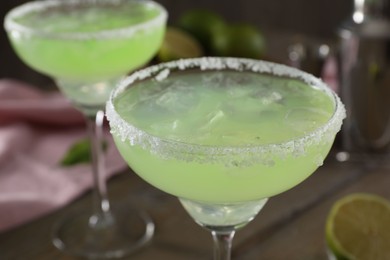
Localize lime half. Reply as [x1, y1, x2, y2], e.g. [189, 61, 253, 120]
[326, 193, 390, 260]
[157, 27, 203, 62]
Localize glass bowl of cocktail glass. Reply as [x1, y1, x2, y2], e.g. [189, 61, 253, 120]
[4, 0, 167, 258]
[106, 57, 346, 260]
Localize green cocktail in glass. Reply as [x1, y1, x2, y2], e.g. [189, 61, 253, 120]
[6, 0, 166, 115]
[107, 57, 346, 259]
[4, 0, 167, 258]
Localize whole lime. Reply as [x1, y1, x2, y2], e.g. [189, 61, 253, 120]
[209, 25, 231, 56]
[178, 9, 226, 53]
[211, 23, 266, 59]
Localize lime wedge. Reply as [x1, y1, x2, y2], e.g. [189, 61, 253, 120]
[157, 27, 204, 62]
[326, 193, 390, 260]
[61, 138, 107, 166]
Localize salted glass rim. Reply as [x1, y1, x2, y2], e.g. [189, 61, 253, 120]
[106, 57, 346, 165]
[3, 0, 168, 40]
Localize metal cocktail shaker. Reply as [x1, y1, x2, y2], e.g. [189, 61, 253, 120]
[338, 0, 390, 155]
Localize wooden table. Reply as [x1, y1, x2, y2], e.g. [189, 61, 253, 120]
[1, 151, 389, 260]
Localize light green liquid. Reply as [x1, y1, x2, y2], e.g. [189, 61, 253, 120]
[7, 1, 165, 106]
[113, 70, 336, 203]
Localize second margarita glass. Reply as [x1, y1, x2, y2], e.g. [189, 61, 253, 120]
[4, 0, 167, 258]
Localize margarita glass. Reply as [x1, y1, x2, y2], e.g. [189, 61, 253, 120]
[4, 0, 167, 258]
[107, 57, 345, 259]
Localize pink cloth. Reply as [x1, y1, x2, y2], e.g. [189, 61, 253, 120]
[0, 79, 127, 233]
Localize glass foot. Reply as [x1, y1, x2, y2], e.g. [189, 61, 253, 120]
[52, 206, 154, 259]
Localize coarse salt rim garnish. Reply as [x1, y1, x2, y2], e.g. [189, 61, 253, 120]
[155, 68, 170, 81]
[4, 0, 167, 40]
[106, 57, 346, 167]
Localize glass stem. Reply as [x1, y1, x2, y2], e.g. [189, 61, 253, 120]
[211, 230, 235, 260]
[86, 110, 113, 228]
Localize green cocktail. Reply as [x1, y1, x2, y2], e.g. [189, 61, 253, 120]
[4, 0, 167, 258]
[112, 70, 335, 203]
[6, 0, 166, 113]
[107, 57, 345, 259]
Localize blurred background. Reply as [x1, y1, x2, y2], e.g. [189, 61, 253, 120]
[1, 0, 352, 87]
